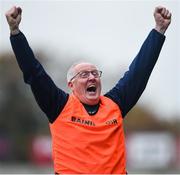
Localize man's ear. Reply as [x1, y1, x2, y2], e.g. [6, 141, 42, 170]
[68, 81, 73, 89]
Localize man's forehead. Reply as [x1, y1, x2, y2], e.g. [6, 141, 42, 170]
[74, 62, 97, 72]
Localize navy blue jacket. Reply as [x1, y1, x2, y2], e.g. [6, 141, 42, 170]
[10, 29, 165, 123]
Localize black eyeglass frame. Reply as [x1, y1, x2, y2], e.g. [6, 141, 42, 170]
[70, 70, 102, 82]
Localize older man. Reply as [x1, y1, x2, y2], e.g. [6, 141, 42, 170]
[5, 5, 171, 174]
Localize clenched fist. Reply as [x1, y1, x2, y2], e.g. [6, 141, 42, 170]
[5, 6, 22, 35]
[154, 6, 172, 34]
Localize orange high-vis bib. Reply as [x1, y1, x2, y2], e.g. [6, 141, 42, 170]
[49, 94, 127, 174]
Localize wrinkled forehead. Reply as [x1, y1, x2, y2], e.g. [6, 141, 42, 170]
[73, 62, 98, 73]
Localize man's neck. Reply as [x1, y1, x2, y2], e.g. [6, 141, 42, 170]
[82, 102, 100, 115]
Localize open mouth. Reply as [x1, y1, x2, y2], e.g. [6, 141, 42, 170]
[86, 85, 97, 93]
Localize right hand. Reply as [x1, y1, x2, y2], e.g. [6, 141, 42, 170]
[5, 6, 22, 35]
[154, 6, 171, 34]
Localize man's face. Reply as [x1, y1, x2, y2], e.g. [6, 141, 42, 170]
[68, 63, 102, 105]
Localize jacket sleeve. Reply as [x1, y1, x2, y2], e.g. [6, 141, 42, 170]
[105, 29, 165, 117]
[10, 32, 69, 123]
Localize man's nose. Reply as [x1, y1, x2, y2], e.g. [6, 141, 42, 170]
[88, 72, 96, 79]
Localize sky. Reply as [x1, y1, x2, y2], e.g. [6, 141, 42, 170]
[0, 0, 179, 121]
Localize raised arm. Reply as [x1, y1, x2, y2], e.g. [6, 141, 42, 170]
[105, 6, 171, 117]
[5, 6, 69, 123]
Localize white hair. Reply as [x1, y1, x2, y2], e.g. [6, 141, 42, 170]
[66, 61, 98, 83]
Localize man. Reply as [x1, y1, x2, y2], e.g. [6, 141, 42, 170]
[5, 5, 171, 174]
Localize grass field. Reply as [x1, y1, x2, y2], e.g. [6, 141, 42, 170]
[0, 163, 179, 174]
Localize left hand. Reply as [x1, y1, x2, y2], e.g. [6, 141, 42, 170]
[154, 6, 172, 34]
[5, 6, 22, 35]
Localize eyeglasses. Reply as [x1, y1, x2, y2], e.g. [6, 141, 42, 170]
[70, 70, 102, 81]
